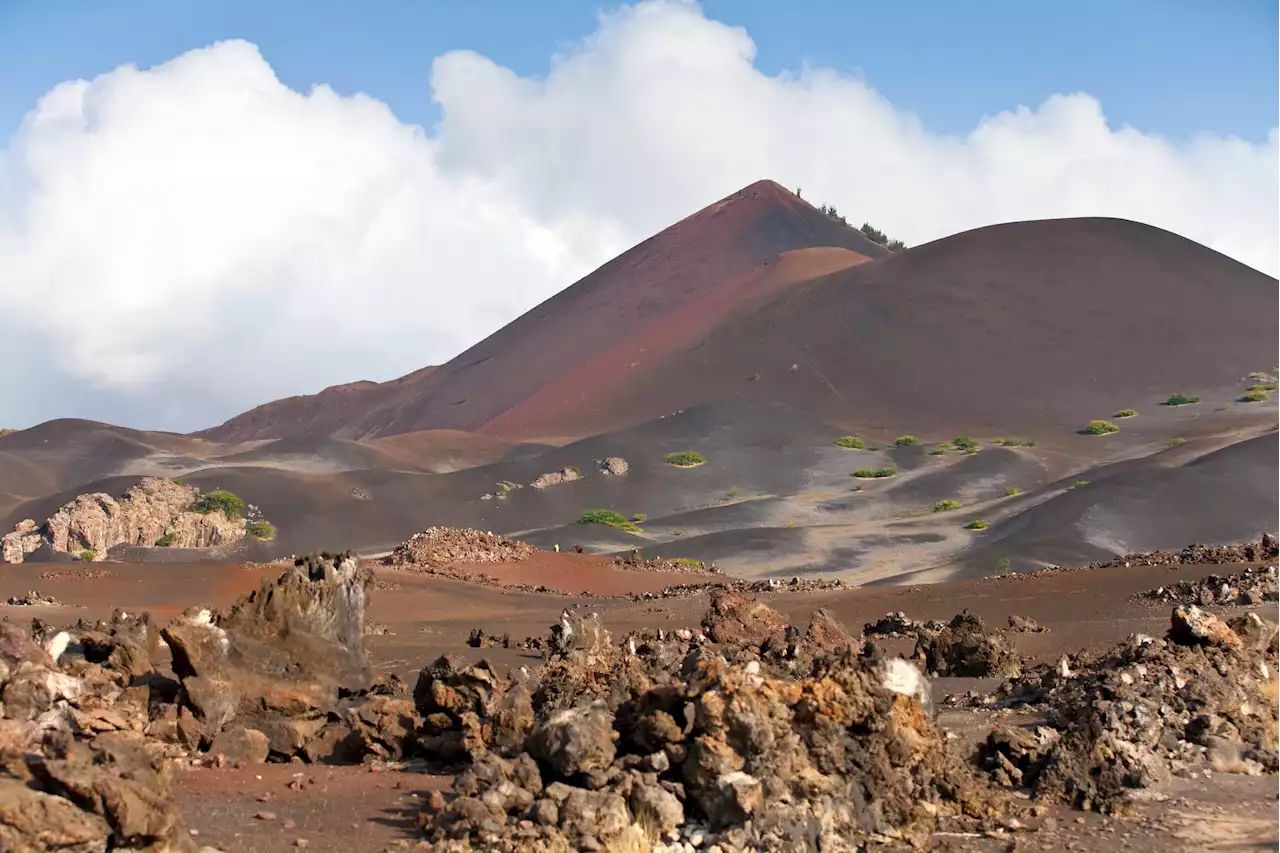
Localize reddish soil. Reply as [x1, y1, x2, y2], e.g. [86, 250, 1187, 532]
[401, 550, 712, 596]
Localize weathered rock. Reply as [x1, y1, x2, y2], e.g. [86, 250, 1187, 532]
[529, 468, 582, 490]
[1169, 605, 1241, 649]
[802, 608, 855, 655]
[629, 779, 684, 835]
[161, 551, 372, 742]
[527, 702, 617, 778]
[597, 457, 629, 476]
[701, 590, 789, 652]
[1008, 615, 1047, 633]
[1, 519, 43, 564]
[0, 731, 197, 852]
[916, 612, 1022, 677]
[208, 725, 270, 764]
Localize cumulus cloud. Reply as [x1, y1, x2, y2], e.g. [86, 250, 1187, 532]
[0, 0, 1275, 431]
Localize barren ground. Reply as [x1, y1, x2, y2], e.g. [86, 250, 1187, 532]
[1, 556, 1275, 852]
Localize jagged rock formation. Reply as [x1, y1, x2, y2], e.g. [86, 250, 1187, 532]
[1, 477, 247, 563]
[597, 457, 629, 476]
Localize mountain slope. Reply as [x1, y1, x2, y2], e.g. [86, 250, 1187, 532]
[199, 180, 887, 442]
[484, 216, 1276, 440]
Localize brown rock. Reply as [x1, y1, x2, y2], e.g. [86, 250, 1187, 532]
[701, 590, 789, 651]
[527, 702, 617, 779]
[1, 519, 43, 564]
[209, 726, 270, 764]
[1169, 605, 1241, 649]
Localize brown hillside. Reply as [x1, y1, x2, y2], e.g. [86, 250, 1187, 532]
[197, 180, 888, 442]
[479, 216, 1278, 439]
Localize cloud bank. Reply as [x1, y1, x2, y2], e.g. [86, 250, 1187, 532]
[1, 0, 1275, 431]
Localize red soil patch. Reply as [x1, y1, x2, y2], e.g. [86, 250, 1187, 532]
[480, 246, 871, 441]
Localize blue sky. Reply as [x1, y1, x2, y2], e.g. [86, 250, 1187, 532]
[1, 0, 1276, 145]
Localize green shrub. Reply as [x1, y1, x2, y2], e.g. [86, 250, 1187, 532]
[932, 499, 961, 512]
[1114, 409, 1138, 418]
[1024, 439, 1037, 447]
[1074, 480, 1090, 487]
[929, 448, 947, 456]
[964, 520, 990, 530]
[578, 509, 641, 533]
[154, 533, 176, 548]
[1240, 390, 1269, 403]
[950, 436, 979, 451]
[996, 556, 1012, 576]
[78, 549, 95, 562]
[1166, 437, 1187, 447]
[1004, 487, 1022, 497]
[663, 451, 706, 467]
[191, 489, 246, 520]
[1082, 420, 1119, 435]
[631, 513, 647, 522]
[1248, 383, 1278, 392]
[893, 435, 920, 447]
[833, 436, 867, 450]
[671, 530, 684, 536]
[725, 488, 740, 499]
[247, 520, 277, 541]
[1162, 393, 1201, 406]
[996, 437, 1023, 447]
[852, 467, 897, 479]
[566, 466, 581, 475]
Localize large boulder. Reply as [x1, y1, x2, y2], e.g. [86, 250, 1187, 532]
[1, 519, 42, 564]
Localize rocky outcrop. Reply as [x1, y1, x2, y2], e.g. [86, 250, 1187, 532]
[598, 457, 629, 476]
[383, 527, 535, 572]
[1, 519, 42, 563]
[529, 468, 582, 490]
[915, 611, 1022, 677]
[2, 477, 247, 563]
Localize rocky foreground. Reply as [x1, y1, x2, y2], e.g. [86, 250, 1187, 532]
[0, 546, 1276, 852]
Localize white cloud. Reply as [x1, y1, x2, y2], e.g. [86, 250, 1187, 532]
[1, 0, 1275, 431]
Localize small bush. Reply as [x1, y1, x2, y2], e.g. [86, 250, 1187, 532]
[631, 513, 647, 522]
[671, 530, 684, 536]
[833, 436, 867, 450]
[1004, 487, 1022, 497]
[191, 489, 246, 520]
[1114, 409, 1138, 418]
[154, 533, 176, 547]
[1162, 393, 1201, 407]
[852, 467, 897, 479]
[1240, 390, 1269, 403]
[1166, 437, 1187, 447]
[996, 437, 1023, 447]
[725, 487, 740, 499]
[247, 520, 277, 541]
[893, 435, 920, 447]
[78, 549, 95, 562]
[1082, 420, 1119, 435]
[579, 509, 642, 533]
[929, 448, 947, 456]
[932, 499, 961, 512]
[964, 520, 990, 530]
[1024, 439, 1037, 447]
[950, 436, 979, 451]
[673, 557, 706, 568]
[663, 451, 705, 467]
[996, 556, 1012, 576]
[566, 466, 581, 475]
[1248, 383, 1278, 392]
[1074, 480, 1090, 487]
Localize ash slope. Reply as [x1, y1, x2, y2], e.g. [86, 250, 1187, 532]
[491, 216, 1278, 441]
[200, 180, 887, 443]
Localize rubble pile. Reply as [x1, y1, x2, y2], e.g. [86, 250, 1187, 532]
[383, 527, 536, 572]
[1084, 535, 1278, 570]
[0, 731, 197, 852]
[467, 628, 512, 649]
[4, 589, 69, 607]
[414, 591, 1008, 851]
[976, 605, 1279, 814]
[529, 468, 582, 490]
[1139, 564, 1278, 606]
[914, 613, 1023, 678]
[863, 612, 944, 639]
